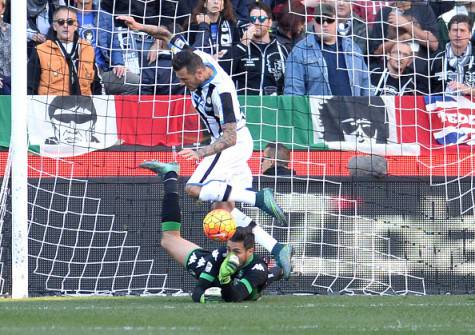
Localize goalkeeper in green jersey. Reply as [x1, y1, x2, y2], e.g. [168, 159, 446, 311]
[141, 161, 281, 302]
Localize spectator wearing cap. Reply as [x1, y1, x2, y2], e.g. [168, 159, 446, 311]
[27, 6, 102, 95]
[261, 143, 296, 176]
[231, 2, 289, 95]
[284, 3, 372, 96]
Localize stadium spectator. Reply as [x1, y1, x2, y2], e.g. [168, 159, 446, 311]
[437, 1, 475, 48]
[369, 1, 439, 62]
[332, 0, 370, 56]
[27, 6, 102, 95]
[140, 24, 185, 95]
[140, 162, 282, 303]
[73, 0, 139, 94]
[370, 42, 415, 96]
[27, 0, 66, 57]
[273, 0, 306, 51]
[188, 0, 240, 74]
[430, 14, 475, 95]
[231, 2, 289, 95]
[99, 0, 175, 27]
[284, 3, 372, 96]
[0, 0, 11, 95]
[261, 143, 296, 176]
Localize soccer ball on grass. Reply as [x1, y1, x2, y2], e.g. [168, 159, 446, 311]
[203, 209, 237, 241]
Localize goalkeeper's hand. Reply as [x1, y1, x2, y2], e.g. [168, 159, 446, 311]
[218, 253, 240, 285]
[199, 287, 223, 304]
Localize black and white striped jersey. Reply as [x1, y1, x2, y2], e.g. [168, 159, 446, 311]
[190, 50, 246, 140]
[168, 35, 246, 141]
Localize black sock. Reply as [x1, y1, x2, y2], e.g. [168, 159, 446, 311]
[163, 171, 178, 194]
[162, 193, 181, 223]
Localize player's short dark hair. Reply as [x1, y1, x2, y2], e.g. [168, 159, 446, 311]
[265, 142, 291, 167]
[448, 14, 473, 32]
[48, 96, 97, 123]
[249, 1, 272, 19]
[172, 50, 206, 74]
[52, 5, 78, 19]
[229, 226, 255, 250]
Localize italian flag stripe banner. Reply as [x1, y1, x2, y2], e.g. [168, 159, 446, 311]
[3, 94, 474, 158]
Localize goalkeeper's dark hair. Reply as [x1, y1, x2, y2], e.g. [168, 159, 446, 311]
[229, 226, 255, 250]
[172, 50, 206, 74]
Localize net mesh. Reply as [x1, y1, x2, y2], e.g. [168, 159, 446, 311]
[4, 0, 475, 296]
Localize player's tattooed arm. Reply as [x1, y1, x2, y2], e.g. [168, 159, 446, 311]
[196, 122, 237, 158]
[116, 16, 172, 42]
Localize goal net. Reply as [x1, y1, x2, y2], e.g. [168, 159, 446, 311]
[4, 0, 475, 297]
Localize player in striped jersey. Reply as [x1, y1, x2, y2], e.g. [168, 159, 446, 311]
[118, 16, 293, 279]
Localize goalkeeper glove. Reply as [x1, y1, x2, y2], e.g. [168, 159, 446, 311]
[218, 253, 240, 285]
[199, 287, 223, 304]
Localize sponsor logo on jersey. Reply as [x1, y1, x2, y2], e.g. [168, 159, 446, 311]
[212, 249, 220, 261]
[205, 261, 213, 272]
[188, 252, 197, 265]
[197, 257, 206, 268]
[252, 264, 265, 272]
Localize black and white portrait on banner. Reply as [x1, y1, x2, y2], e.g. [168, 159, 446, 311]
[45, 96, 99, 145]
[28, 95, 119, 158]
[312, 96, 389, 145]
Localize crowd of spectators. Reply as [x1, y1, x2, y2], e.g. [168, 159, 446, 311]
[3, 0, 475, 97]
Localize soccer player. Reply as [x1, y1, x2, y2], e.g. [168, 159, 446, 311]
[117, 16, 294, 279]
[147, 161, 280, 302]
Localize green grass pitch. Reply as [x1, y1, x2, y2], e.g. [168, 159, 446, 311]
[0, 295, 474, 335]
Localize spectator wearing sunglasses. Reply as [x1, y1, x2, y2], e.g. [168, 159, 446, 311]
[284, 4, 372, 96]
[27, 6, 103, 95]
[231, 2, 289, 95]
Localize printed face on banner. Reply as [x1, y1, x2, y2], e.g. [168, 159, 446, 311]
[45, 96, 98, 146]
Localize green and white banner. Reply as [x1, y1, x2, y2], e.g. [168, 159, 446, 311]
[0, 95, 421, 157]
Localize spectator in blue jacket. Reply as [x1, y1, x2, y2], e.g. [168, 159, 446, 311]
[284, 3, 372, 96]
[74, 0, 139, 94]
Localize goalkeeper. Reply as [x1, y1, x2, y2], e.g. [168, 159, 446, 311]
[146, 161, 277, 303]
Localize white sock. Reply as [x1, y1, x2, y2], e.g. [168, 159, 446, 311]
[231, 208, 277, 253]
[252, 225, 278, 253]
[231, 208, 253, 227]
[229, 188, 256, 205]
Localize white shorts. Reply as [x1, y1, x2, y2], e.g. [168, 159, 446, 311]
[187, 127, 253, 189]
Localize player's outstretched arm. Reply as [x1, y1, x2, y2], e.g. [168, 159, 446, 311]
[199, 122, 237, 158]
[116, 16, 172, 43]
